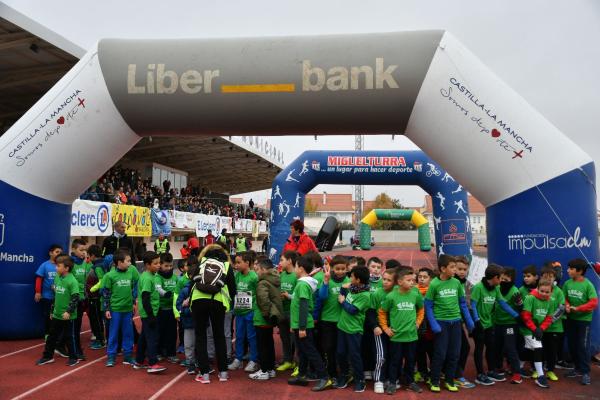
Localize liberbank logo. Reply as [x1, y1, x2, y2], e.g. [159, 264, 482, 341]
[508, 227, 591, 255]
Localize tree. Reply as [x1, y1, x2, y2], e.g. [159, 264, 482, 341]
[304, 198, 318, 213]
[363, 192, 413, 231]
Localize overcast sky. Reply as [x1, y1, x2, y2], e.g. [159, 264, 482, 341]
[3, 0, 599, 207]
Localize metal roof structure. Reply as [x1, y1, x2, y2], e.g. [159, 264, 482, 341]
[0, 16, 284, 195]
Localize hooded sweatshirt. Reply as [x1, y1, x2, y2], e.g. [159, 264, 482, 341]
[254, 269, 283, 327]
[290, 276, 318, 330]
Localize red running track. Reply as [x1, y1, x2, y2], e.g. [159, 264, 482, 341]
[1, 247, 598, 399]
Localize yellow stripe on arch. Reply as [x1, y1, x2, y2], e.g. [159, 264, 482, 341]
[220, 83, 296, 93]
[411, 211, 428, 228]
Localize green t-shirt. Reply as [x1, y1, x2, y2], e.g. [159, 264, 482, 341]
[494, 285, 519, 326]
[52, 273, 79, 320]
[290, 279, 315, 330]
[176, 272, 190, 294]
[280, 270, 297, 314]
[234, 270, 258, 316]
[320, 277, 350, 322]
[471, 282, 505, 329]
[370, 286, 392, 310]
[425, 277, 465, 321]
[519, 285, 533, 300]
[155, 272, 178, 310]
[562, 278, 597, 322]
[546, 285, 565, 333]
[337, 290, 371, 334]
[381, 288, 423, 342]
[312, 270, 324, 302]
[520, 293, 551, 336]
[370, 277, 383, 293]
[104, 266, 139, 312]
[72, 261, 91, 297]
[138, 271, 160, 318]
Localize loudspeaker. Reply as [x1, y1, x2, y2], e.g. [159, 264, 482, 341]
[315, 216, 341, 252]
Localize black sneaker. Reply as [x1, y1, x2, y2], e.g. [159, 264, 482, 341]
[76, 353, 86, 361]
[535, 375, 550, 388]
[67, 358, 80, 367]
[487, 371, 506, 382]
[555, 361, 574, 370]
[312, 378, 332, 392]
[354, 380, 366, 393]
[406, 382, 423, 393]
[306, 372, 320, 381]
[54, 347, 68, 358]
[36, 357, 55, 365]
[385, 384, 396, 395]
[565, 370, 583, 378]
[475, 373, 495, 386]
[288, 376, 309, 386]
[333, 377, 349, 389]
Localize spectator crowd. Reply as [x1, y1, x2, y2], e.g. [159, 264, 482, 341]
[80, 166, 266, 221]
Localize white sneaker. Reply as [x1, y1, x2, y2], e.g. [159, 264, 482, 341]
[218, 371, 229, 382]
[244, 360, 258, 372]
[249, 370, 270, 380]
[374, 381, 384, 393]
[364, 371, 373, 381]
[228, 359, 242, 370]
[268, 370, 276, 378]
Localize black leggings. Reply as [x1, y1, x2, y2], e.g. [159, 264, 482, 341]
[318, 321, 338, 378]
[256, 326, 275, 372]
[542, 332, 562, 372]
[192, 299, 227, 374]
[493, 324, 520, 373]
[473, 325, 494, 375]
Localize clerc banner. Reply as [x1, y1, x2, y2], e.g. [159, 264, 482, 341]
[71, 199, 113, 236]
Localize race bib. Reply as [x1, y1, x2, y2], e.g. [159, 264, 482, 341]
[234, 291, 252, 310]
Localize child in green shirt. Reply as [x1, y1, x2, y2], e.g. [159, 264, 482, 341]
[379, 268, 424, 394]
[70, 238, 91, 360]
[37, 254, 80, 367]
[228, 252, 259, 372]
[155, 252, 178, 363]
[363, 256, 384, 382]
[371, 267, 396, 393]
[135, 251, 166, 373]
[492, 267, 524, 384]
[334, 265, 371, 393]
[539, 266, 565, 381]
[425, 255, 474, 393]
[287, 254, 330, 392]
[276, 250, 298, 372]
[317, 255, 350, 380]
[563, 258, 598, 385]
[520, 278, 556, 389]
[103, 249, 139, 366]
[471, 264, 519, 385]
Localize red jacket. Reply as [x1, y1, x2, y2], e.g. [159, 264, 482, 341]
[282, 233, 318, 255]
[187, 237, 200, 250]
[204, 234, 215, 246]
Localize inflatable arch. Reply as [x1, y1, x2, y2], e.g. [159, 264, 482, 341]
[360, 209, 431, 251]
[269, 150, 467, 259]
[0, 30, 597, 349]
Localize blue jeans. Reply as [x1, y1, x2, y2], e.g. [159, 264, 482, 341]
[566, 319, 591, 374]
[107, 311, 133, 357]
[235, 312, 258, 362]
[337, 330, 364, 382]
[430, 320, 462, 385]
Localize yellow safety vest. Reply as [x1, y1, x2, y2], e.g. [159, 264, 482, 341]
[155, 239, 168, 254]
[235, 237, 247, 252]
[191, 261, 231, 311]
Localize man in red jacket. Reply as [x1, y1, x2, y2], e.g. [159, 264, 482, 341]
[282, 219, 318, 256]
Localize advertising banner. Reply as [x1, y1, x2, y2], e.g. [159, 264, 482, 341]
[70, 199, 112, 236]
[111, 204, 151, 237]
[151, 208, 171, 236]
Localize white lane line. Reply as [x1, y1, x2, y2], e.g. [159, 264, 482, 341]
[0, 316, 140, 359]
[409, 250, 414, 267]
[147, 371, 188, 400]
[10, 355, 107, 400]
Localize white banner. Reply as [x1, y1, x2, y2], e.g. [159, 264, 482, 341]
[196, 214, 232, 237]
[71, 199, 113, 236]
[467, 255, 487, 286]
[259, 221, 267, 233]
[169, 210, 197, 230]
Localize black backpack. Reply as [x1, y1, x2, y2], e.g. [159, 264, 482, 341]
[192, 257, 227, 295]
